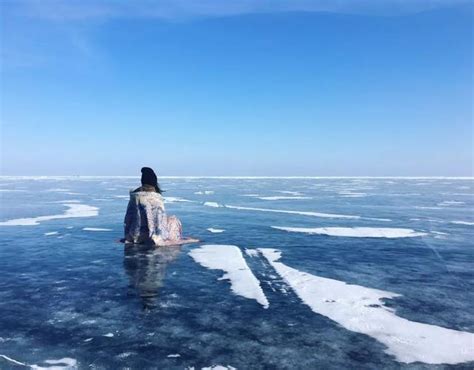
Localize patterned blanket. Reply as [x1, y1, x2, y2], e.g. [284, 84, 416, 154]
[124, 191, 182, 245]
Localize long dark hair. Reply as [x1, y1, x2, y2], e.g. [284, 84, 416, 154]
[141, 167, 163, 194]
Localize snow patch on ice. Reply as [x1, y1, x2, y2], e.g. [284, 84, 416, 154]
[204, 202, 221, 208]
[257, 196, 312, 200]
[438, 201, 465, 206]
[245, 249, 259, 257]
[450, 221, 474, 226]
[259, 248, 474, 364]
[164, 197, 193, 203]
[224, 205, 360, 219]
[0, 203, 99, 226]
[338, 191, 367, 198]
[0, 354, 27, 366]
[277, 191, 303, 195]
[272, 226, 427, 238]
[189, 245, 269, 308]
[207, 228, 225, 233]
[82, 227, 112, 232]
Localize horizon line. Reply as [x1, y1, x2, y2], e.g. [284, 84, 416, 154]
[0, 175, 473, 180]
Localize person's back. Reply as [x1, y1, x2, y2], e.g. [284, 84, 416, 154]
[123, 167, 196, 246]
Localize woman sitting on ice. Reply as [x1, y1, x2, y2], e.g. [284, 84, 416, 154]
[123, 167, 198, 246]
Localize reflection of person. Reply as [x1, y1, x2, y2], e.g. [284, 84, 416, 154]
[123, 167, 198, 246]
[124, 245, 181, 309]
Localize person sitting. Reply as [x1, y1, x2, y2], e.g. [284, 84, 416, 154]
[123, 167, 198, 246]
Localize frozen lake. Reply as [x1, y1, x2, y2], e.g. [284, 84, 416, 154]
[0, 177, 473, 369]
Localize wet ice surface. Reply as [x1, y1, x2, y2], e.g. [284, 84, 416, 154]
[0, 177, 473, 369]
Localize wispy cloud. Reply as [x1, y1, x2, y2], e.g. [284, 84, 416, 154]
[3, 0, 470, 22]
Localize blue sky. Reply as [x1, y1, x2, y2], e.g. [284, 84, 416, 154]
[1, 0, 472, 176]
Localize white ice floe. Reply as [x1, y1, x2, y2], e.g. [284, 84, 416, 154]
[195, 190, 214, 195]
[44, 231, 59, 236]
[224, 205, 360, 219]
[202, 366, 236, 370]
[450, 221, 474, 226]
[207, 228, 225, 233]
[0, 203, 99, 226]
[103, 333, 114, 337]
[438, 201, 465, 206]
[167, 354, 181, 358]
[257, 196, 312, 200]
[259, 248, 474, 364]
[113, 195, 129, 199]
[241, 194, 260, 197]
[82, 227, 112, 232]
[189, 245, 269, 308]
[272, 226, 427, 238]
[204, 202, 221, 208]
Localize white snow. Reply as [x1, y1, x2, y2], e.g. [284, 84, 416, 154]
[245, 249, 259, 257]
[224, 205, 360, 219]
[204, 202, 221, 208]
[0, 355, 27, 366]
[207, 228, 225, 233]
[189, 245, 269, 308]
[82, 227, 112, 232]
[450, 221, 474, 226]
[438, 201, 465, 206]
[259, 248, 474, 364]
[164, 197, 193, 203]
[257, 196, 312, 200]
[277, 191, 303, 195]
[0, 203, 99, 226]
[272, 226, 427, 238]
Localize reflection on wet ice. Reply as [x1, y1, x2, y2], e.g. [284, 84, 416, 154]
[124, 245, 181, 309]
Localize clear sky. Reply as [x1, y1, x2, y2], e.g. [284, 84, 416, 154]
[1, 0, 472, 176]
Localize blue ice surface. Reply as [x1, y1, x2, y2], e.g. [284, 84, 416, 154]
[0, 177, 473, 369]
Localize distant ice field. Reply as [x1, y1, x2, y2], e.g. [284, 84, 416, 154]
[0, 177, 473, 369]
